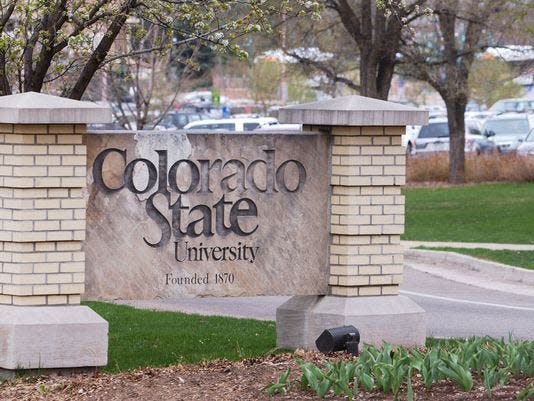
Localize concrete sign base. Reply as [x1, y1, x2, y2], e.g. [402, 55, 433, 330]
[0, 305, 108, 370]
[276, 295, 426, 349]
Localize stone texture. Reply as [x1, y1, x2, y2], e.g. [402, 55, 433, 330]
[0, 305, 108, 369]
[0, 92, 111, 124]
[279, 96, 428, 127]
[276, 295, 426, 349]
[85, 131, 330, 299]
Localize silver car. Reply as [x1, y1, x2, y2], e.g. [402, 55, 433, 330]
[412, 118, 496, 155]
[483, 113, 533, 153]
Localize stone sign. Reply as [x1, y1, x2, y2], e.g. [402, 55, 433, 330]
[85, 130, 330, 299]
[0, 92, 429, 373]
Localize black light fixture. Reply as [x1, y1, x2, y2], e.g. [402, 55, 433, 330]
[315, 325, 360, 356]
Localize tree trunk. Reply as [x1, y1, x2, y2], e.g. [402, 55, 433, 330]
[359, 49, 395, 100]
[359, 48, 379, 98]
[0, 52, 12, 96]
[27, 48, 55, 93]
[356, 16, 396, 99]
[444, 96, 467, 184]
[376, 54, 395, 100]
[328, 0, 403, 100]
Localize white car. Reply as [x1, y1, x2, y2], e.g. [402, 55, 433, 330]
[254, 123, 302, 131]
[183, 117, 278, 131]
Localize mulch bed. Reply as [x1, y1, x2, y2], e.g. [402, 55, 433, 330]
[1, 352, 531, 401]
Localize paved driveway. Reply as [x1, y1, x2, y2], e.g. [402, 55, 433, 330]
[401, 265, 534, 340]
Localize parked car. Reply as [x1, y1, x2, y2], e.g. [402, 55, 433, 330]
[468, 98, 534, 121]
[516, 128, 534, 156]
[409, 118, 496, 155]
[483, 113, 533, 153]
[183, 117, 278, 131]
[150, 111, 209, 130]
[254, 123, 302, 131]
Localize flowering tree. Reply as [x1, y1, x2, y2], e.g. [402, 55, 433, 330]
[0, 0, 320, 99]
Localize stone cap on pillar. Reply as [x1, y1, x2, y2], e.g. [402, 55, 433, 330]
[0, 92, 112, 124]
[279, 95, 428, 126]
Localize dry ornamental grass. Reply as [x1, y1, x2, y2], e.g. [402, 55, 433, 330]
[407, 153, 534, 184]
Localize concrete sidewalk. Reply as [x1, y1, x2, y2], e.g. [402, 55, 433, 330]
[402, 240, 534, 251]
[404, 249, 534, 297]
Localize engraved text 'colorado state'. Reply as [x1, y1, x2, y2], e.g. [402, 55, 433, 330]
[92, 149, 307, 248]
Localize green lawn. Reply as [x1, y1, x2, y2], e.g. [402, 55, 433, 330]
[417, 247, 534, 270]
[403, 183, 534, 244]
[86, 302, 276, 373]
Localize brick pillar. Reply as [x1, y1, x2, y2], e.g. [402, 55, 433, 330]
[0, 92, 111, 372]
[0, 123, 87, 306]
[276, 95, 429, 349]
[328, 126, 406, 297]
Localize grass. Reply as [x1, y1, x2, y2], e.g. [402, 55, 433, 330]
[85, 301, 276, 373]
[403, 183, 534, 244]
[417, 247, 534, 271]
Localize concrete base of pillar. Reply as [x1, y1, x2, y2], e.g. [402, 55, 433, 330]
[0, 305, 108, 370]
[276, 295, 426, 350]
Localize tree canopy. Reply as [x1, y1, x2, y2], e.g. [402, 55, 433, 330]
[279, 0, 429, 100]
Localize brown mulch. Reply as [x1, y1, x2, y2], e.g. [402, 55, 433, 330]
[0, 352, 532, 401]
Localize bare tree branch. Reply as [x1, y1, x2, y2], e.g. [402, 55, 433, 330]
[285, 50, 360, 91]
